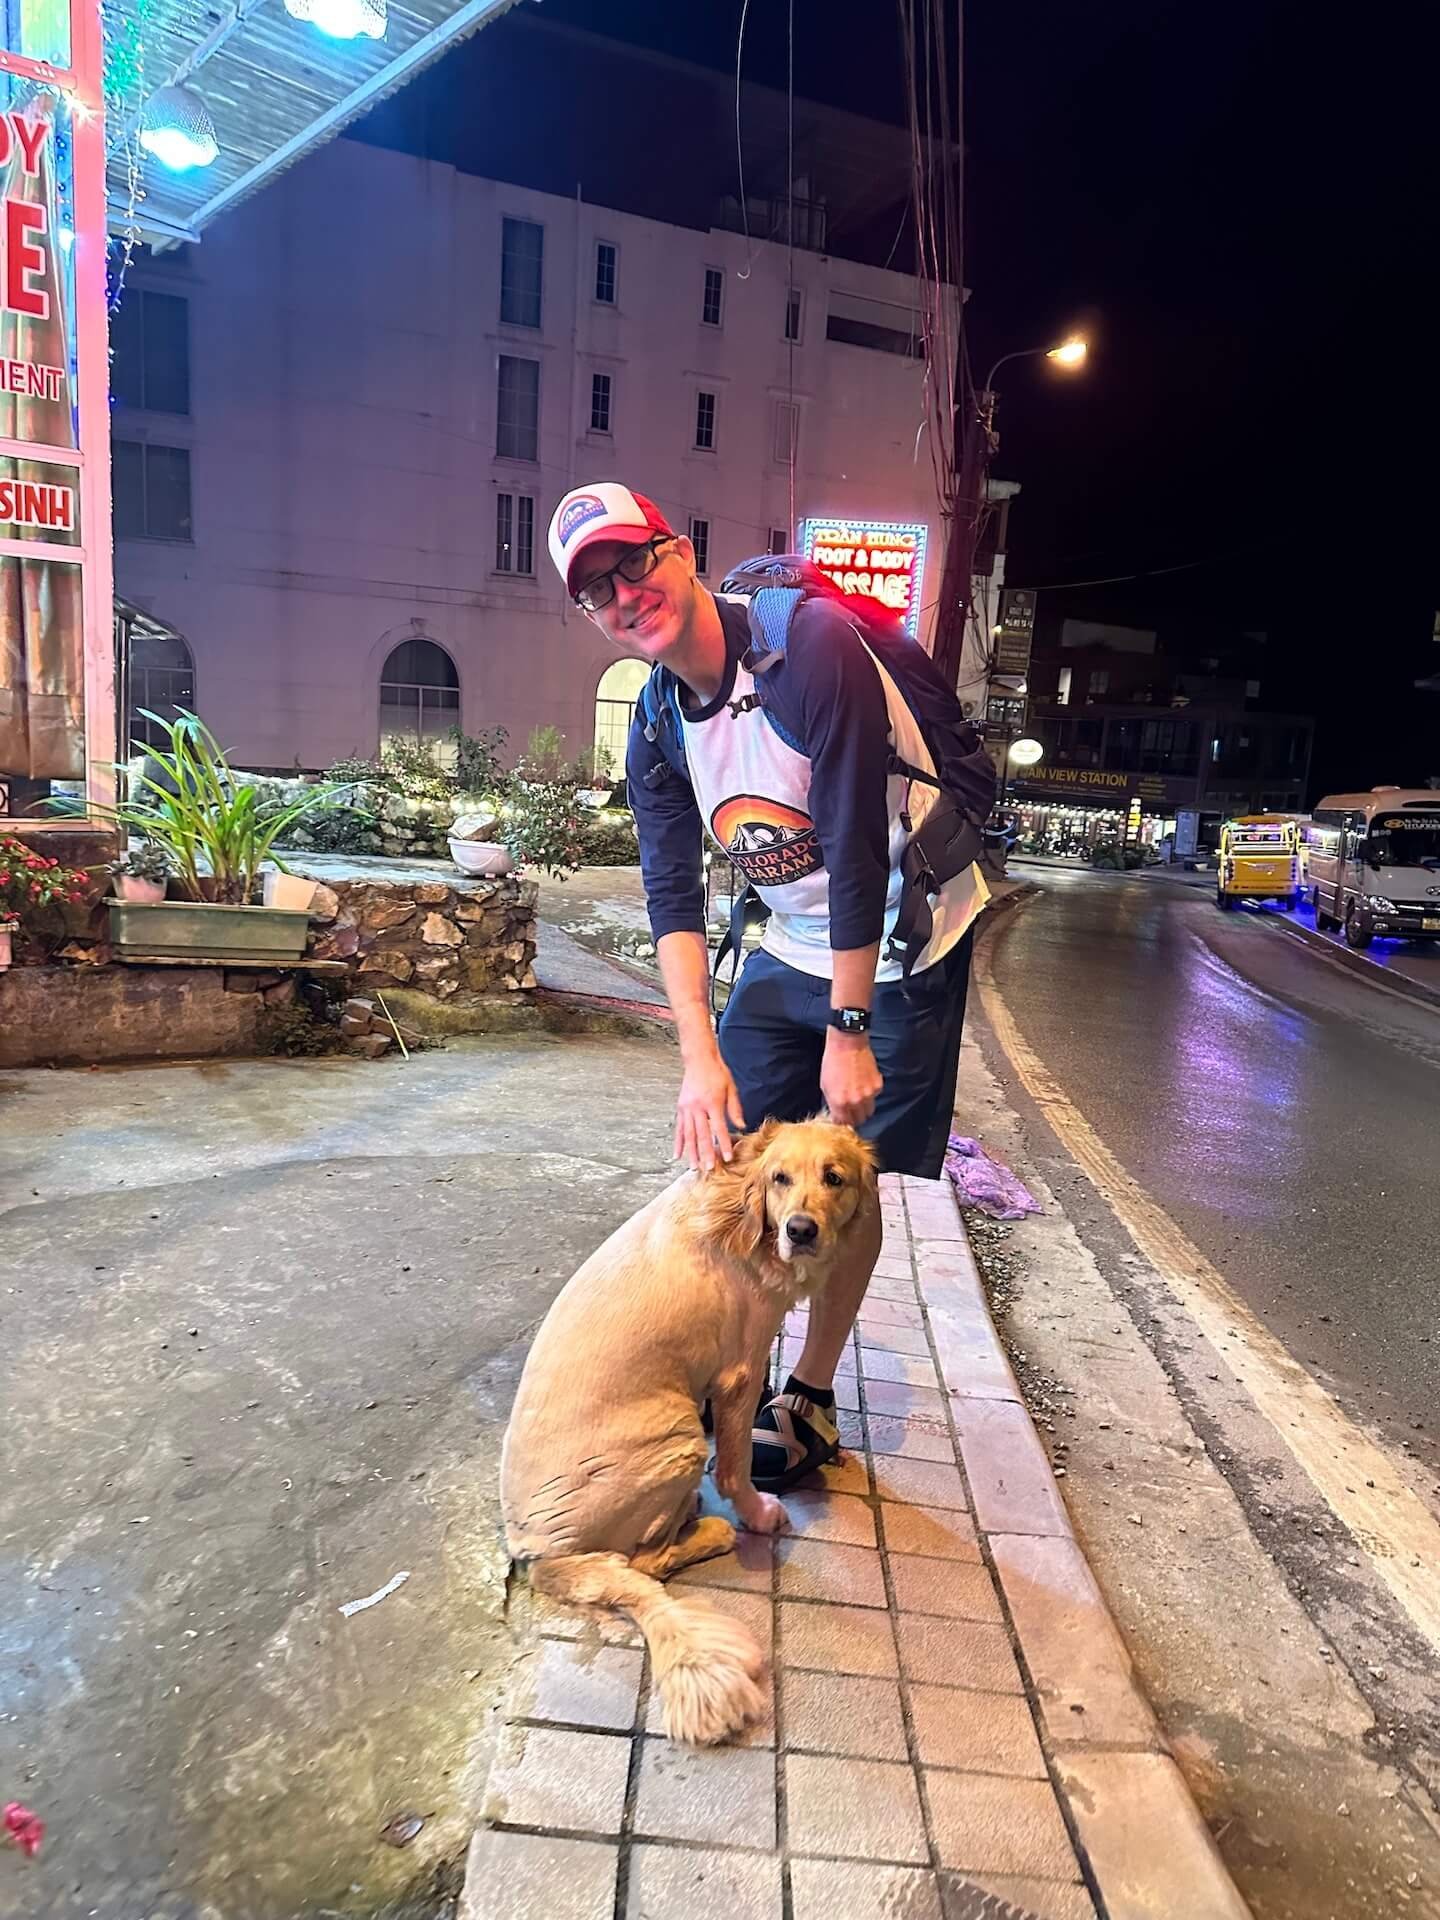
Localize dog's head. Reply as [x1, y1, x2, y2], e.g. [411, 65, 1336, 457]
[699, 1117, 879, 1275]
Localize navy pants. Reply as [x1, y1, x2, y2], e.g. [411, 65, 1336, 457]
[718, 928, 974, 1179]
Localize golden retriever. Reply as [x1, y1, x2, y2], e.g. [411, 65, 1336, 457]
[501, 1117, 878, 1745]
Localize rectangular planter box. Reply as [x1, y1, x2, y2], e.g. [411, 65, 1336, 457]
[108, 898, 310, 963]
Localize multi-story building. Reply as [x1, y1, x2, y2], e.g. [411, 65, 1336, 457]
[110, 51, 954, 776]
[1003, 617, 1314, 853]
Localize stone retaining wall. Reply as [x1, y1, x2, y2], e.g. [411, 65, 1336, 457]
[303, 872, 538, 998]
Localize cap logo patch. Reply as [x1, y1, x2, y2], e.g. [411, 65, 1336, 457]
[557, 493, 611, 546]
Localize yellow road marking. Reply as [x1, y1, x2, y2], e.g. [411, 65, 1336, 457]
[975, 915, 1440, 1655]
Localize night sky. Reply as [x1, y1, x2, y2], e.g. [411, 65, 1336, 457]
[390, 0, 1437, 794]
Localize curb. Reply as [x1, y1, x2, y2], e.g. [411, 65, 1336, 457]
[1254, 910, 1440, 1012]
[915, 1180, 1250, 1920]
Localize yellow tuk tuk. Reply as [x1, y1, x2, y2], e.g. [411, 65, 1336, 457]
[1216, 814, 1302, 911]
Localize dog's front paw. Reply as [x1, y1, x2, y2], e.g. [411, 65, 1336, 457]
[735, 1491, 788, 1535]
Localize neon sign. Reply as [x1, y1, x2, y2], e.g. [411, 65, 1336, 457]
[798, 517, 929, 639]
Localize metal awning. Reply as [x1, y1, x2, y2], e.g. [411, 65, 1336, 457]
[106, 0, 520, 244]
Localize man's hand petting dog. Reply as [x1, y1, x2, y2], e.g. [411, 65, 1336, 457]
[733, 1488, 788, 1534]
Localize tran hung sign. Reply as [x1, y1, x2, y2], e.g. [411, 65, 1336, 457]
[798, 518, 928, 639]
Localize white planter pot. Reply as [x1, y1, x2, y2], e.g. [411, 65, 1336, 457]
[116, 873, 166, 905]
[0, 927, 13, 970]
[578, 788, 612, 809]
[262, 870, 317, 912]
[448, 838, 514, 877]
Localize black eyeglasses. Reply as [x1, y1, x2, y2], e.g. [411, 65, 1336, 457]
[574, 534, 673, 613]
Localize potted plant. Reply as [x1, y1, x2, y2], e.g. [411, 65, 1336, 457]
[0, 834, 92, 968]
[91, 710, 353, 962]
[111, 841, 171, 905]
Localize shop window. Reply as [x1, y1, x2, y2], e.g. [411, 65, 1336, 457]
[379, 636, 459, 755]
[112, 441, 193, 541]
[500, 217, 543, 328]
[110, 290, 190, 415]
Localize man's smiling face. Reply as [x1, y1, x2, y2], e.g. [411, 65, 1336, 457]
[576, 535, 700, 665]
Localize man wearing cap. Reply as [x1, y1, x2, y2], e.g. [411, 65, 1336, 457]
[547, 482, 989, 1489]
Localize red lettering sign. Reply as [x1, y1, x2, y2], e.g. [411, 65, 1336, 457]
[4, 200, 49, 320]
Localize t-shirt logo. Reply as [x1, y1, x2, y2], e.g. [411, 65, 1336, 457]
[711, 795, 823, 887]
[557, 493, 610, 546]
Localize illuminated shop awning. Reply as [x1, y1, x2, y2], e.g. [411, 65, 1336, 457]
[103, 0, 521, 245]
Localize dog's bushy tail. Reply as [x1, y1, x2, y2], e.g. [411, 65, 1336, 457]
[530, 1554, 767, 1747]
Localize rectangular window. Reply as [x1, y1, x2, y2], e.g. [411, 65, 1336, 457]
[769, 527, 789, 555]
[590, 371, 613, 434]
[826, 290, 923, 358]
[784, 287, 803, 342]
[110, 289, 191, 415]
[689, 516, 710, 576]
[702, 266, 724, 327]
[694, 390, 717, 451]
[112, 440, 193, 541]
[500, 216, 544, 328]
[773, 399, 799, 466]
[1089, 669, 1110, 697]
[496, 355, 540, 461]
[594, 241, 617, 305]
[494, 491, 535, 574]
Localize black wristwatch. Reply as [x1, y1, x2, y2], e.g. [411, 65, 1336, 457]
[828, 1006, 872, 1035]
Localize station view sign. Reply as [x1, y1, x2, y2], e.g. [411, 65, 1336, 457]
[798, 518, 929, 640]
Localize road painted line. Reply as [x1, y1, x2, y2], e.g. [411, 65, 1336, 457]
[975, 914, 1440, 1657]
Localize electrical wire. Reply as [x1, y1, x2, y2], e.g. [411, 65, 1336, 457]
[733, 0, 755, 281]
[1031, 547, 1272, 591]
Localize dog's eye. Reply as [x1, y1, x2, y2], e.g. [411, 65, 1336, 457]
[771, 1170, 792, 1188]
[823, 1168, 845, 1189]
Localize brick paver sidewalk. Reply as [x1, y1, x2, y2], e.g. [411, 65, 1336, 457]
[464, 1174, 1248, 1920]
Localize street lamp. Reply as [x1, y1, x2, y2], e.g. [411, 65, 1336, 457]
[980, 335, 1088, 439]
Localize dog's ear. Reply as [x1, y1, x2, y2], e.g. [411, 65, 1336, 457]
[696, 1120, 778, 1261]
[842, 1130, 881, 1223]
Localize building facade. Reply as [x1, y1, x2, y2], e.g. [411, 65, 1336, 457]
[111, 134, 951, 775]
[1003, 619, 1314, 852]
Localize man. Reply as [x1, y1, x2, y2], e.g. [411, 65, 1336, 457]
[547, 483, 990, 1489]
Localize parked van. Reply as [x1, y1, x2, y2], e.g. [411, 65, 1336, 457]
[1305, 789, 1440, 948]
[1215, 814, 1302, 911]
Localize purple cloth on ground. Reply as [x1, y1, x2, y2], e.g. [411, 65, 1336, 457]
[944, 1133, 1040, 1220]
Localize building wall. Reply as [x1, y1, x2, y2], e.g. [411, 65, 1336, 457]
[113, 139, 947, 772]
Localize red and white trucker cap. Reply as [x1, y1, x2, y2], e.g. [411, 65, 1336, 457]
[547, 483, 675, 593]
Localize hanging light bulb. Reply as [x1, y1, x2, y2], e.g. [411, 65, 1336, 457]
[283, 0, 386, 40]
[139, 84, 220, 171]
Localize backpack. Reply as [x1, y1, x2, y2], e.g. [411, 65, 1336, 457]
[636, 555, 997, 983]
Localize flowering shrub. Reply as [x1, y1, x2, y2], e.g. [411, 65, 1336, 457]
[0, 835, 91, 929]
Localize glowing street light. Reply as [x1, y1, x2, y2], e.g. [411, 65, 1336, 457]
[1046, 336, 1088, 367]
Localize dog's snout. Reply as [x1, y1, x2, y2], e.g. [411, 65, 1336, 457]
[786, 1213, 819, 1246]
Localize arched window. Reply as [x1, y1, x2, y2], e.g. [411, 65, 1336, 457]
[379, 635, 460, 755]
[128, 631, 196, 752]
[594, 658, 651, 772]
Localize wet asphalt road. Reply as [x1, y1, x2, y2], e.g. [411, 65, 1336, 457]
[982, 869, 1440, 1462]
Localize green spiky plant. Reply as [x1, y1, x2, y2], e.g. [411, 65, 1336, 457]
[95, 711, 360, 906]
